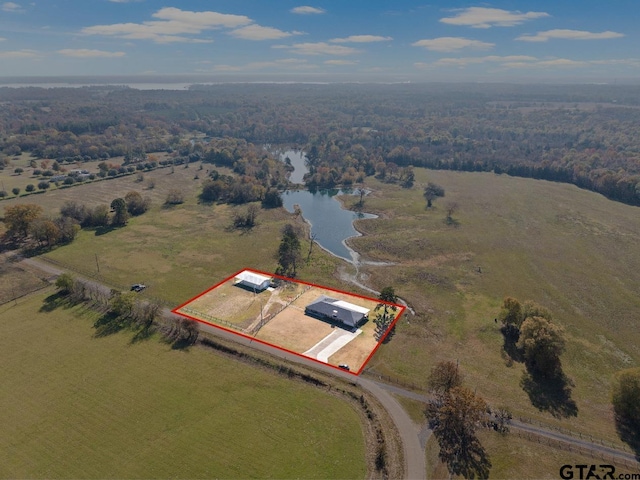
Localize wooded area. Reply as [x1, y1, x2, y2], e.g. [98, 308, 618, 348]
[1, 83, 639, 205]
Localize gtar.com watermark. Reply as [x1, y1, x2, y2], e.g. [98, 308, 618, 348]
[559, 464, 640, 480]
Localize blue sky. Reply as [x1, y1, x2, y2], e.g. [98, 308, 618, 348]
[0, 0, 638, 81]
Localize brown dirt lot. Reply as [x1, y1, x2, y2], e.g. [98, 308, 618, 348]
[256, 307, 334, 352]
[180, 282, 268, 329]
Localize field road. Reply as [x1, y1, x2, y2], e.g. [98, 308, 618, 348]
[18, 256, 639, 478]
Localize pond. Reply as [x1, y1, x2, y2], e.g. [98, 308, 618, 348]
[279, 150, 309, 184]
[281, 189, 376, 263]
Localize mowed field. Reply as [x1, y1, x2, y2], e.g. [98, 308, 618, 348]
[0, 290, 366, 479]
[350, 169, 640, 446]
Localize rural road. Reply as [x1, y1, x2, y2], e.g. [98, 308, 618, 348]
[22, 255, 428, 479]
[19, 256, 639, 478]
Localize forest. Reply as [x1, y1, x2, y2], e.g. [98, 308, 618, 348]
[1, 82, 639, 205]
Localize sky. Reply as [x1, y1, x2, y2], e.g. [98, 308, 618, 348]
[0, 0, 639, 82]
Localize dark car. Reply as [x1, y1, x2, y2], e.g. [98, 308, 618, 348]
[338, 364, 350, 371]
[130, 283, 146, 292]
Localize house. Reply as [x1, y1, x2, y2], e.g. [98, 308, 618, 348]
[305, 295, 369, 328]
[234, 271, 272, 291]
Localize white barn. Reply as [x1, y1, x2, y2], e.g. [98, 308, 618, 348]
[234, 271, 272, 291]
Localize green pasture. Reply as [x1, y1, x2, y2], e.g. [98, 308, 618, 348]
[352, 169, 640, 445]
[8, 163, 640, 456]
[0, 290, 366, 479]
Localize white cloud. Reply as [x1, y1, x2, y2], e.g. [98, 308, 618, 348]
[324, 59, 358, 65]
[57, 49, 126, 58]
[229, 24, 301, 41]
[0, 49, 38, 58]
[2, 2, 24, 13]
[329, 35, 392, 43]
[412, 37, 494, 52]
[276, 42, 359, 55]
[440, 7, 549, 28]
[516, 29, 625, 42]
[82, 7, 251, 43]
[0, 37, 5, 41]
[290, 6, 325, 15]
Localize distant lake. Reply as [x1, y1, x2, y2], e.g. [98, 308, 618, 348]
[279, 150, 309, 184]
[281, 189, 376, 263]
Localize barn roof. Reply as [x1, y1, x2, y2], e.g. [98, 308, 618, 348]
[235, 271, 271, 286]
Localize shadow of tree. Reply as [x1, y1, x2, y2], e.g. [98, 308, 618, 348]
[93, 312, 132, 337]
[500, 324, 524, 364]
[614, 414, 640, 461]
[521, 370, 578, 418]
[39, 292, 77, 312]
[129, 324, 156, 344]
[93, 225, 118, 236]
[445, 437, 492, 479]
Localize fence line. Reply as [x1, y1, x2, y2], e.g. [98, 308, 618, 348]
[180, 306, 244, 333]
[0, 283, 50, 306]
[511, 429, 639, 470]
[248, 285, 311, 335]
[39, 256, 173, 307]
[362, 369, 424, 392]
[515, 415, 635, 455]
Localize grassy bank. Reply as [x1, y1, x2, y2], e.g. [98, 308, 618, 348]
[352, 169, 640, 445]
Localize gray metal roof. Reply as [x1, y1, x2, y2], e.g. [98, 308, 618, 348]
[305, 295, 368, 326]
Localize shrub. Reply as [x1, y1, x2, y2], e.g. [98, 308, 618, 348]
[12, 187, 20, 196]
[25, 184, 35, 192]
[165, 189, 184, 205]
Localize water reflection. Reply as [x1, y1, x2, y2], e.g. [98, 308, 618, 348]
[281, 189, 376, 262]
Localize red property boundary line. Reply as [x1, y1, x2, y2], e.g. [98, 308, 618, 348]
[172, 267, 405, 376]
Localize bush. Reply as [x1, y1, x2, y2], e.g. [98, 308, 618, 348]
[25, 184, 35, 192]
[63, 177, 75, 185]
[37, 181, 50, 191]
[12, 187, 20, 196]
[14, 167, 24, 174]
[0, 190, 6, 198]
[165, 189, 184, 205]
[33, 169, 42, 176]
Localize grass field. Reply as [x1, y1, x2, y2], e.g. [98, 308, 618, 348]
[0, 254, 49, 304]
[352, 169, 640, 446]
[0, 290, 367, 479]
[9, 162, 640, 466]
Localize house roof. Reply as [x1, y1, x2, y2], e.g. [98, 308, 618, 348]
[305, 295, 369, 325]
[235, 271, 271, 287]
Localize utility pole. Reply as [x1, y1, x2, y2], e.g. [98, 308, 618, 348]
[95, 253, 100, 273]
